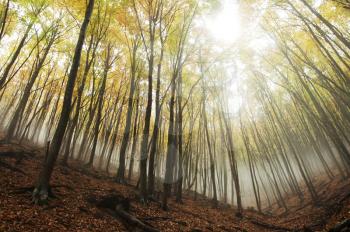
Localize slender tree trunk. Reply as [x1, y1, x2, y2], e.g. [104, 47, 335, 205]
[128, 95, 140, 181]
[162, 71, 177, 210]
[87, 45, 111, 167]
[0, 22, 33, 89]
[6, 31, 56, 141]
[148, 37, 164, 196]
[0, 0, 10, 41]
[32, 0, 94, 204]
[116, 41, 138, 183]
[202, 99, 218, 207]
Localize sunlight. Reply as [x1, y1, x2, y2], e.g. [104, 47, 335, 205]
[1, 0, 348, 229]
[205, 0, 241, 44]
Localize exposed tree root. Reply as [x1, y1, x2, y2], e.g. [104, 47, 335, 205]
[329, 219, 350, 232]
[10, 185, 73, 199]
[89, 194, 160, 232]
[31, 183, 70, 205]
[32, 186, 50, 205]
[10, 186, 35, 194]
[114, 205, 159, 232]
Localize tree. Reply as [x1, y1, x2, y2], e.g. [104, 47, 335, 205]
[32, 0, 95, 204]
[116, 37, 139, 183]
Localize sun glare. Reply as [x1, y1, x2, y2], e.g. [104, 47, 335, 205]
[205, 0, 241, 44]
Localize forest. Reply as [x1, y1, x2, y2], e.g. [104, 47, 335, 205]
[0, 0, 349, 231]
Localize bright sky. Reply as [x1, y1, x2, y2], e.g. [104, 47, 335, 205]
[202, 0, 277, 115]
[202, 0, 243, 114]
[205, 0, 241, 44]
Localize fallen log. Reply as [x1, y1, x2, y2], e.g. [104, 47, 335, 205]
[329, 219, 350, 232]
[90, 194, 159, 232]
[114, 204, 159, 232]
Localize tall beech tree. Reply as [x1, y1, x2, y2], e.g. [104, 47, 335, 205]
[116, 38, 139, 183]
[32, 0, 95, 204]
[132, 0, 163, 201]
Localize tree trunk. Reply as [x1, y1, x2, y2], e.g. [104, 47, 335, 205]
[116, 41, 138, 183]
[32, 0, 95, 204]
[0, 23, 32, 89]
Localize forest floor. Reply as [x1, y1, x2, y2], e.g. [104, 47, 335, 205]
[0, 139, 350, 232]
